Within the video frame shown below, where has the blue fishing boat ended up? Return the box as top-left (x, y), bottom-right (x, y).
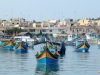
top-left (35, 45), bottom-right (59, 64)
top-left (14, 42), bottom-right (28, 53)
top-left (50, 40), bottom-right (66, 55)
top-left (74, 40), bottom-right (90, 52)
top-left (27, 41), bottom-right (34, 49)
top-left (36, 63), bottom-right (59, 71)
top-left (11, 39), bottom-right (17, 45)
top-left (0, 40), bottom-right (14, 50)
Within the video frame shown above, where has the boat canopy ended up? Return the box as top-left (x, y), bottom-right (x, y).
top-left (13, 36), bottom-right (34, 42)
top-left (14, 36), bottom-right (30, 39)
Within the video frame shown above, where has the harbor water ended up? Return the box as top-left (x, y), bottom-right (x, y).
top-left (0, 44), bottom-right (100, 75)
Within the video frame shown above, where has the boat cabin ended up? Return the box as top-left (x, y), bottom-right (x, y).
top-left (13, 36), bottom-right (34, 42)
top-left (67, 34), bottom-right (73, 41)
top-left (85, 32), bottom-right (96, 39)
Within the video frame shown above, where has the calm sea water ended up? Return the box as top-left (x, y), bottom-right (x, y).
top-left (0, 44), bottom-right (100, 75)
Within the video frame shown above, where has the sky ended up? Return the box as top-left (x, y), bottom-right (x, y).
top-left (0, 0), bottom-right (100, 21)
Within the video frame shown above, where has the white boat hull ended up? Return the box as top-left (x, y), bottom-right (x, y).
top-left (87, 39), bottom-right (98, 44)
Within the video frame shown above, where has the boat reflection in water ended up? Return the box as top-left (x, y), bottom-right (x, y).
top-left (35, 63), bottom-right (59, 75)
top-left (97, 44), bottom-right (100, 49)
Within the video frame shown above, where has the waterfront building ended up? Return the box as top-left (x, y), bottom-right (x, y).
top-left (1, 20), bottom-right (11, 26)
top-left (0, 18), bottom-right (100, 36)
top-left (70, 26), bottom-right (98, 35)
top-left (0, 19), bottom-right (2, 26)
top-left (27, 19), bottom-right (71, 35)
top-left (59, 19), bottom-right (75, 27)
top-left (95, 20), bottom-right (100, 26)
top-left (10, 18), bottom-right (25, 25)
top-left (78, 19), bottom-right (90, 26)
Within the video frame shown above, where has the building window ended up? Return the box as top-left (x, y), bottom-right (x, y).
top-left (42, 29), bottom-right (46, 32)
top-left (71, 24), bottom-right (73, 26)
top-left (49, 30), bottom-right (52, 32)
top-left (12, 23), bottom-right (14, 24)
top-left (36, 25), bottom-right (41, 27)
top-left (17, 23), bottom-right (19, 24)
top-left (70, 19), bottom-right (73, 21)
top-left (43, 26), bottom-right (48, 27)
top-left (33, 29), bottom-right (35, 32)
top-left (50, 25), bottom-right (54, 27)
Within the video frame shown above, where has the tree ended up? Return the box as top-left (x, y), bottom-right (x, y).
top-left (95, 17), bottom-right (100, 20)
top-left (5, 27), bottom-right (25, 35)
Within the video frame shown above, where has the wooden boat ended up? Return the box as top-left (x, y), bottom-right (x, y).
top-left (58, 40), bottom-right (66, 55)
top-left (36, 63), bottom-right (59, 71)
top-left (11, 39), bottom-right (17, 45)
top-left (85, 32), bottom-right (98, 44)
top-left (71, 35), bottom-right (82, 46)
top-left (26, 39), bottom-right (34, 49)
top-left (49, 41), bottom-right (66, 55)
top-left (35, 45), bottom-right (59, 64)
top-left (97, 42), bottom-right (100, 48)
top-left (97, 39), bottom-right (100, 44)
top-left (97, 42), bottom-right (100, 45)
top-left (0, 40), bottom-right (15, 50)
top-left (13, 36), bottom-right (34, 49)
top-left (97, 39), bottom-right (100, 48)
top-left (74, 40), bottom-right (90, 52)
top-left (27, 41), bottom-right (34, 49)
top-left (14, 42), bottom-right (28, 53)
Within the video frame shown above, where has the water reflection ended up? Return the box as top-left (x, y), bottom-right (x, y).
top-left (35, 64), bottom-right (59, 75)
top-left (97, 45), bottom-right (100, 49)
top-left (74, 52), bottom-right (89, 60)
top-left (13, 53), bottom-right (29, 75)
top-left (60, 54), bottom-right (66, 58)
top-left (0, 49), bottom-right (13, 53)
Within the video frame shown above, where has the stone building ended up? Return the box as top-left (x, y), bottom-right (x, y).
top-left (70, 26), bottom-right (98, 35)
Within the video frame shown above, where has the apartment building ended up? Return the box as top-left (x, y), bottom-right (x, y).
top-left (29, 19), bottom-right (71, 35)
top-left (10, 18), bottom-right (25, 25)
top-left (95, 20), bottom-right (100, 26)
top-left (78, 19), bottom-right (89, 26)
top-left (0, 18), bottom-right (100, 35)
